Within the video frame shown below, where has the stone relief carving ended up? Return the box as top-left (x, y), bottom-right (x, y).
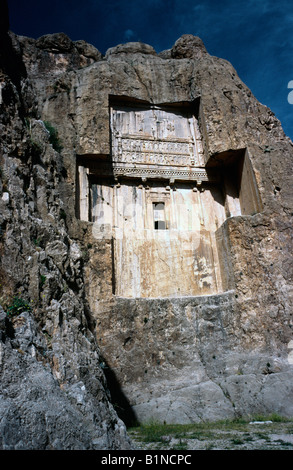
top-left (110, 104), bottom-right (205, 176)
top-left (111, 166), bottom-right (212, 183)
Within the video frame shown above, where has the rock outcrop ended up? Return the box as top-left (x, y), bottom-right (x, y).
top-left (0, 5), bottom-right (131, 450)
top-left (0, 0), bottom-right (293, 447)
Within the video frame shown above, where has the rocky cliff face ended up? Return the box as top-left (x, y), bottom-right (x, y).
top-left (0, 11), bottom-right (131, 450)
top-left (0, 3), bottom-right (293, 448)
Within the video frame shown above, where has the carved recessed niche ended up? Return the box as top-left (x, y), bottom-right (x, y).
top-left (76, 97), bottom-right (262, 298)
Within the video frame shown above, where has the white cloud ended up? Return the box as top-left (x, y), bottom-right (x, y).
top-left (124, 28), bottom-right (135, 41)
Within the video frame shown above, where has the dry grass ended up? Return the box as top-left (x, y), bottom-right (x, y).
top-left (128, 415), bottom-right (293, 450)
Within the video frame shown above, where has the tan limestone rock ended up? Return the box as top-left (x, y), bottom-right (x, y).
top-left (1, 23), bottom-right (293, 428)
top-left (171, 34), bottom-right (208, 59)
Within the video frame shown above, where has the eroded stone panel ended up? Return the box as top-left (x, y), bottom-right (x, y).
top-left (90, 180), bottom-right (226, 297)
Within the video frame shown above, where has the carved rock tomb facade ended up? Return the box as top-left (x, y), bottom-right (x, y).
top-left (77, 98), bottom-right (262, 299)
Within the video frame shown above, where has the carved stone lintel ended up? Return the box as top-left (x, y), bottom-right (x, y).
top-left (111, 165), bottom-right (213, 182)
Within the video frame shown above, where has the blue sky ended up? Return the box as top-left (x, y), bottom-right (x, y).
top-left (7, 0), bottom-right (293, 140)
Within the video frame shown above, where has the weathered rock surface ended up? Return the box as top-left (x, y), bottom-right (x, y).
top-left (0, 307), bottom-right (128, 449)
top-left (0, 7), bottom-right (131, 449)
top-left (98, 293), bottom-right (293, 424)
top-left (171, 34), bottom-right (208, 59)
top-left (105, 41), bottom-right (157, 58)
top-left (0, 0), bottom-right (293, 443)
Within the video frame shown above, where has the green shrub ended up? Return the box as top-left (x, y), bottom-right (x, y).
top-left (40, 275), bottom-right (46, 288)
top-left (6, 296), bottom-right (31, 317)
top-left (30, 139), bottom-right (43, 157)
top-left (44, 121), bottom-right (63, 152)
